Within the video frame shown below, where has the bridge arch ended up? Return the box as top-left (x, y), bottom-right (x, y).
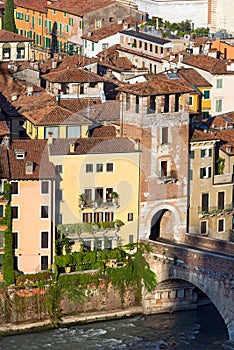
top-left (149, 204), bottom-right (182, 241)
top-left (144, 257), bottom-right (234, 342)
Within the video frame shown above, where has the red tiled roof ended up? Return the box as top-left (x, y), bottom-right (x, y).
top-left (0, 121), bottom-right (9, 136)
top-left (46, 0), bottom-right (113, 17)
top-left (178, 67), bottom-right (212, 88)
top-left (23, 105), bottom-right (91, 126)
top-left (89, 125), bottom-right (117, 137)
top-left (49, 137), bottom-right (136, 155)
top-left (15, 0), bottom-right (47, 13)
top-left (12, 91), bottom-right (56, 114)
top-left (0, 30), bottom-right (32, 43)
top-left (83, 100), bottom-right (120, 122)
top-left (209, 112), bottom-right (234, 129)
top-left (8, 139), bottom-right (55, 180)
top-left (213, 129), bottom-right (234, 152)
top-left (190, 129), bottom-right (220, 142)
top-left (59, 97), bottom-right (102, 113)
top-left (117, 71), bottom-right (194, 96)
top-left (182, 54), bottom-right (234, 75)
top-left (42, 67), bottom-right (105, 83)
top-left (0, 145), bottom-right (10, 178)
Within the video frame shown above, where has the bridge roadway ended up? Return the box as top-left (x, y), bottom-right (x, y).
top-left (140, 238), bottom-right (234, 343)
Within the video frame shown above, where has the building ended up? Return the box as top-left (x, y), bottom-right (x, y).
top-left (117, 71), bottom-right (194, 242)
top-left (0, 29), bottom-right (32, 61)
top-left (49, 136), bottom-right (140, 248)
top-left (189, 129), bottom-right (234, 241)
top-left (8, 139), bottom-right (55, 273)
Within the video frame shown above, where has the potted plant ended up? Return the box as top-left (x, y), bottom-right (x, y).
top-left (79, 193), bottom-right (86, 208)
top-left (111, 191), bottom-right (119, 203)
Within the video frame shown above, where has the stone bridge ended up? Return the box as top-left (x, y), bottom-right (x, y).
top-left (141, 238), bottom-right (234, 343)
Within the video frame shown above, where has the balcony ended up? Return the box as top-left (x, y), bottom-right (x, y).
top-left (158, 170), bottom-right (178, 184)
top-left (214, 173), bottom-right (233, 184)
top-left (198, 204), bottom-right (233, 217)
top-left (80, 200), bottom-right (120, 210)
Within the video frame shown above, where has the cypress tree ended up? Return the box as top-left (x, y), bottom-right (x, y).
top-left (3, 0), bottom-right (17, 33)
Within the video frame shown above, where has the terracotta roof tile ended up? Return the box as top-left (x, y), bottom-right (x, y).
top-left (49, 137), bottom-right (136, 155)
top-left (8, 139), bottom-right (55, 180)
top-left (190, 129), bottom-right (220, 142)
top-left (182, 54), bottom-right (234, 75)
top-left (23, 105), bottom-right (91, 126)
top-left (89, 125), bottom-right (117, 137)
top-left (82, 100), bottom-right (120, 122)
top-left (15, 0), bottom-right (47, 13)
top-left (0, 121), bottom-right (9, 136)
top-left (42, 67), bottom-right (105, 83)
top-left (178, 67), bottom-right (212, 87)
top-left (0, 145), bottom-right (10, 178)
top-left (209, 112), bottom-right (234, 129)
top-left (0, 30), bottom-right (32, 42)
top-left (117, 71), bottom-right (194, 96)
top-left (46, 0), bottom-right (113, 17)
top-left (59, 97), bottom-right (102, 112)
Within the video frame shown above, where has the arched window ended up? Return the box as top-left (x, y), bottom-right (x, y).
top-left (17, 42), bottom-right (25, 59)
top-left (2, 43), bottom-right (11, 59)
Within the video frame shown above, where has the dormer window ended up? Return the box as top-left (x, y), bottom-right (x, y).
top-left (15, 150), bottom-right (25, 159)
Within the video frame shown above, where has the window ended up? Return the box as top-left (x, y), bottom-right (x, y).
top-left (41, 231), bottom-right (49, 249)
top-left (162, 127), bottom-right (169, 144)
top-left (13, 232), bottom-right (18, 249)
top-left (65, 24), bottom-right (69, 33)
top-left (105, 212), bottom-right (114, 222)
top-left (201, 221), bottom-right (207, 235)
top-left (12, 206), bottom-right (19, 219)
top-left (201, 149), bottom-right (212, 158)
top-left (55, 165), bottom-right (63, 174)
top-left (218, 192), bottom-right (225, 210)
top-left (135, 95), bottom-right (139, 113)
top-left (66, 125), bottom-right (80, 138)
top-left (83, 212), bottom-right (92, 223)
top-left (106, 188), bottom-right (113, 201)
top-left (189, 96), bottom-right (193, 106)
top-left (128, 213), bottom-right (133, 221)
top-left (95, 188), bottom-right (103, 204)
top-left (84, 189), bottom-right (92, 203)
top-left (216, 79), bottom-right (223, 88)
top-left (92, 42), bottom-right (95, 51)
top-left (150, 43), bottom-right (152, 52)
top-left (95, 19), bottom-right (101, 29)
top-left (144, 42), bottom-right (147, 50)
top-left (38, 17), bottom-right (42, 26)
top-left (63, 11), bottom-right (67, 17)
top-left (41, 205), bottom-right (49, 219)
top-left (86, 164), bottom-right (93, 173)
top-left (94, 212), bottom-right (103, 223)
top-left (129, 234), bottom-right (134, 243)
top-left (202, 111), bottom-right (209, 120)
top-left (200, 167), bottom-right (211, 179)
top-left (0, 231), bottom-right (4, 248)
top-left (69, 18), bottom-right (73, 26)
top-left (79, 21), bottom-right (84, 29)
top-left (160, 160), bottom-right (168, 177)
top-left (218, 219), bottom-right (224, 232)
top-left (190, 150), bottom-right (195, 159)
top-left (109, 17), bottom-right (114, 22)
top-left (216, 99), bottom-right (222, 113)
top-left (203, 90), bottom-right (210, 99)
top-left (41, 181), bottom-right (49, 194)
top-left (161, 47), bottom-right (163, 54)
top-left (155, 45), bottom-right (158, 54)
top-left (0, 180), bottom-right (6, 193)
top-left (201, 193), bottom-right (209, 212)
top-left (41, 256), bottom-right (48, 270)
top-left (189, 169), bottom-right (193, 180)
top-left (106, 163), bottom-right (113, 172)
top-left (53, 9), bottom-right (56, 15)
top-left (0, 205), bottom-right (4, 217)
top-left (96, 164), bottom-right (103, 172)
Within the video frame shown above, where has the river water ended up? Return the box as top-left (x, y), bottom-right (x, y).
top-left (0, 305), bottom-right (228, 350)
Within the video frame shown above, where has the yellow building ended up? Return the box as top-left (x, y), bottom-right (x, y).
top-left (8, 139), bottom-right (56, 274)
top-left (178, 68), bottom-right (212, 120)
top-left (24, 105), bottom-right (91, 140)
top-left (49, 136), bottom-right (141, 248)
top-left (189, 129), bottom-right (234, 241)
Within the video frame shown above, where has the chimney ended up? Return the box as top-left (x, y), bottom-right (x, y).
top-left (47, 131), bottom-right (53, 144)
top-left (11, 93), bottom-right (18, 101)
top-left (2, 135), bottom-right (10, 148)
top-left (52, 60), bottom-right (57, 69)
top-left (118, 18), bottom-right (123, 25)
top-left (27, 85), bottom-right (33, 96)
top-left (25, 161), bottom-right (34, 175)
top-left (134, 139), bottom-right (140, 151)
top-left (69, 142), bottom-right (75, 153)
top-left (88, 31), bottom-right (92, 37)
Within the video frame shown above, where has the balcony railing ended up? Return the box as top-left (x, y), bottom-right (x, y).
top-left (158, 170), bottom-right (178, 184)
top-left (80, 200), bottom-right (119, 210)
top-left (198, 204), bottom-right (233, 216)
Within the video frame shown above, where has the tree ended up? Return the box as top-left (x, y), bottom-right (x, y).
top-left (3, 0), bottom-right (17, 33)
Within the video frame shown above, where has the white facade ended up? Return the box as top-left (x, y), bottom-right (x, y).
top-left (135, 0), bottom-right (208, 28)
top-left (83, 33), bottom-right (121, 58)
top-left (209, 0), bottom-right (234, 35)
